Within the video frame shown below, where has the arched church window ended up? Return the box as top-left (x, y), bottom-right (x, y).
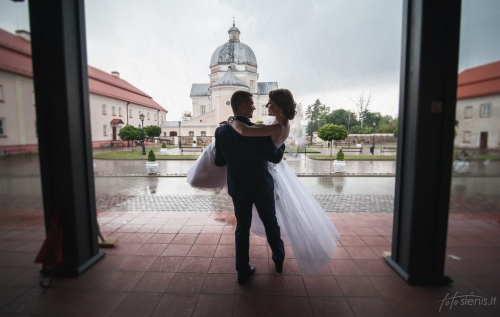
top-left (201, 106), bottom-right (206, 114)
top-left (262, 105), bottom-right (267, 115)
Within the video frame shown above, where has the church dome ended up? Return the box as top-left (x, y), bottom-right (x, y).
top-left (209, 23), bottom-right (257, 68)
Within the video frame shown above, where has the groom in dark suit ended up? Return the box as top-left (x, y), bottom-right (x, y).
top-left (214, 90), bottom-right (285, 284)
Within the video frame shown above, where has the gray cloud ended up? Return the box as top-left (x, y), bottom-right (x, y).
top-left (1, 0), bottom-right (499, 121)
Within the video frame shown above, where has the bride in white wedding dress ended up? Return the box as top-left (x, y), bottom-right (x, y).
top-left (187, 89), bottom-right (339, 275)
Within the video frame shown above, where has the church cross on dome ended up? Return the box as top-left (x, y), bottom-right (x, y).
top-left (232, 16), bottom-right (236, 26)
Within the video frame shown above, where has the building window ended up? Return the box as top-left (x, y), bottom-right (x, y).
top-left (147, 113), bottom-right (150, 120)
top-left (0, 85), bottom-right (4, 102)
top-left (262, 105), bottom-right (267, 115)
top-left (463, 131), bottom-right (471, 143)
top-left (250, 81), bottom-right (254, 93)
top-left (0, 118), bottom-right (5, 136)
top-left (119, 107), bottom-right (122, 116)
top-left (129, 109), bottom-right (132, 118)
top-left (201, 131), bottom-right (206, 136)
top-left (102, 104), bottom-right (107, 115)
top-left (201, 105), bottom-right (206, 114)
top-left (164, 132), bottom-right (166, 136)
top-left (464, 106), bottom-right (473, 119)
top-left (480, 103), bottom-right (491, 118)
top-left (154, 113), bottom-right (157, 121)
top-left (112, 106), bottom-right (116, 116)
top-left (103, 124), bottom-right (107, 136)
top-left (189, 131), bottom-right (194, 137)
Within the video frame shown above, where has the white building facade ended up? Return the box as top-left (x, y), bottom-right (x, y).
top-left (0, 28), bottom-right (167, 153)
top-left (455, 61), bottom-right (500, 150)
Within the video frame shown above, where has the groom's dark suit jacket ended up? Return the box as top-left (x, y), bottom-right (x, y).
top-left (214, 116), bottom-right (285, 199)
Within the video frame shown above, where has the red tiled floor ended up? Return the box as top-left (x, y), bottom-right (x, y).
top-left (269, 296), bottom-right (314, 317)
top-left (1, 208), bottom-right (499, 317)
top-left (166, 273), bottom-right (206, 294)
top-left (191, 294), bottom-right (234, 317)
top-left (133, 272), bottom-right (175, 292)
top-left (161, 244), bottom-right (192, 256)
top-left (335, 275), bottom-right (379, 296)
top-left (135, 243), bottom-right (167, 256)
top-left (171, 233), bottom-right (198, 244)
top-left (110, 292), bottom-right (163, 317)
top-left (302, 275), bottom-right (343, 296)
top-left (194, 233), bottom-right (221, 245)
top-left (148, 256), bottom-right (184, 273)
top-left (201, 273), bottom-right (237, 295)
top-left (187, 244), bottom-right (217, 257)
top-left (309, 297), bottom-right (355, 317)
top-left (100, 271), bottom-right (145, 291)
top-left (151, 294), bottom-right (197, 317)
top-left (178, 257), bottom-right (212, 273)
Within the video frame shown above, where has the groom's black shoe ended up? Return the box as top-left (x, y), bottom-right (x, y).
top-left (275, 260), bottom-right (283, 273)
top-left (237, 264), bottom-right (255, 284)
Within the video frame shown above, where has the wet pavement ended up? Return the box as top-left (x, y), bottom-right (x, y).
top-left (1, 154), bottom-right (499, 214)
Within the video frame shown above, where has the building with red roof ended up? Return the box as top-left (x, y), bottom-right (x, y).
top-left (455, 61), bottom-right (500, 149)
top-left (0, 28), bottom-right (167, 153)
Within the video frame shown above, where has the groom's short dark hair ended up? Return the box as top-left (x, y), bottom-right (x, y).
top-left (231, 91), bottom-right (253, 112)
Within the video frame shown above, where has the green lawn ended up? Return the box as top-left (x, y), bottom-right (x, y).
top-left (93, 151), bottom-right (199, 160)
top-left (308, 155), bottom-right (397, 160)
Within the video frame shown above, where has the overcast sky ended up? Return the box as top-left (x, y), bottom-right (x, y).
top-left (1, 0), bottom-right (499, 121)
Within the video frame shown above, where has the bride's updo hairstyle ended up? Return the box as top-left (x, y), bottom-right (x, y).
top-left (269, 89), bottom-right (297, 120)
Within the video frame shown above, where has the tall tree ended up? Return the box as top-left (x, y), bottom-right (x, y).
top-left (318, 108), bottom-right (358, 132)
top-left (305, 99), bottom-right (330, 142)
top-left (350, 91), bottom-right (373, 128)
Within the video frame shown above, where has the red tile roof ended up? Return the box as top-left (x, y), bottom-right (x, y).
top-left (0, 28), bottom-right (167, 112)
top-left (457, 61), bottom-right (500, 100)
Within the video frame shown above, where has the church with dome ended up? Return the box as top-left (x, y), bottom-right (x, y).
top-left (170, 22), bottom-right (278, 138)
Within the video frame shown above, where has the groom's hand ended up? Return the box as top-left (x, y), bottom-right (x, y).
top-left (266, 143), bottom-right (285, 164)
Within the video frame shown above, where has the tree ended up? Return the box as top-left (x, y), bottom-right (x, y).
top-left (144, 125), bottom-right (161, 138)
top-left (180, 110), bottom-right (192, 121)
top-left (351, 91), bottom-right (373, 128)
top-left (305, 99), bottom-right (330, 143)
top-left (318, 108), bottom-right (358, 132)
top-left (317, 124), bottom-right (348, 156)
top-left (118, 125), bottom-right (143, 149)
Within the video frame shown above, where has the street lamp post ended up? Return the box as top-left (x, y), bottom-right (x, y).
top-left (178, 121), bottom-right (182, 149)
top-left (139, 113), bottom-right (146, 155)
top-left (371, 121), bottom-right (376, 156)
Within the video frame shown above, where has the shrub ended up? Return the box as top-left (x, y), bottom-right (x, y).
top-left (147, 149), bottom-right (156, 162)
top-left (336, 149), bottom-right (345, 161)
top-left (192, 139), bottom-right (196, 144)
top-left (161, 142), bottom-right (167, 149)
top-left (357, 139), bottom-right (361, 144)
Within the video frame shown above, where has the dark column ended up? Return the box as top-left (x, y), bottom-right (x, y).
top-left (29, 0), bottom-right (104, 276)
top-left (386, 0), bottom-right (461, 285)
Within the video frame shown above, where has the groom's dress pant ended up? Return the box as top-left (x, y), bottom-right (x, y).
top-left (232, 193), bottom-right (285, 274)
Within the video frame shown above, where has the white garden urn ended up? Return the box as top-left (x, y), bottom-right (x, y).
top-left (160, 148), bottom-right (169, 154)
top-left (333, 160), bottom-right (346, 173)
top-left (356, 143), bottom-right (362, 148)
top-left (453, 161), bottom-right (469, 173)
top-left (146, 161), bottom-right (159, 174)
